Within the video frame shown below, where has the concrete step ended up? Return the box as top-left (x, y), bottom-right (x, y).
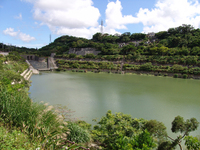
top-left (26, 71), bottom-right (33, 80)
top-left (20, 69), bottom-right (28, 76)
top-left (24, 70), bottom-right (32, 80)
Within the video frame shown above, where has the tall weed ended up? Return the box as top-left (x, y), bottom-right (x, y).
top-left (0, 85), bottom-right (68, 148)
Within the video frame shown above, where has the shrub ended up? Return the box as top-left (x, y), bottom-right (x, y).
top-left (69, 53), bottom-right (77, 58)
top-left (72, 69), bottom-right (76, 72)
top-left (56, 68), bottom-right (61, 71)
top-left (84, 53), bottom-right (95, 59)
top-left (0, 126), bottom-right (41, 149)
top-left (67, 122), bottom-right (90, 143)
top-left (140, 62), bottom-right (153, 71)
top-left (0, 85), bottom-right (67, 149)
top-left (183, 74), bottom-right (188, 79)
top-left (174, 74), bottom-right (178, 78)
top-left (78, 70), bottom-right (84, 72)
top-left (164, 74), bottom-right (168, 77)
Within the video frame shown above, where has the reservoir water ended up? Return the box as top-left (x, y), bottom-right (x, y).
top-left (29, 71), bottom-right (200, 138)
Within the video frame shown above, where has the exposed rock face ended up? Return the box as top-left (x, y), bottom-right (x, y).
top-left (69, 48), bottom-right (101, 56)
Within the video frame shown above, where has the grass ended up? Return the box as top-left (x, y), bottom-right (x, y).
top-left (0, 85), bottom-right (68, 149)
top-left (0, 124), bottom-right (41, 149)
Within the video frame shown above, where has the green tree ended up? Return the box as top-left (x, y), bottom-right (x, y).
top-left (121, 44), bottom-right (136, 55)
top-left (92, 110), bottom-right (152, 150)
top-left (184, 136), bottom-right (200, 150)
top-left (120, 35), bottom-right (130, 43)
top-left (159, 116), bottom-right (199, 150)
top-left (156, 31), bottom-right (168, 39)
top-left (158, 46), bottom-right (169, 55)
top-left (130, 33), bottom-right (146, 40)
top-left (92, 33), bottom-right (102, 42)
top-left (144, 120), bottom-right (167, 142)
top-left (132, 130), bottom-right (156, 150)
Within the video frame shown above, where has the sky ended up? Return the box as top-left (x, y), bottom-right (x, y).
top-left (1, 0), bottom-right (200, 48)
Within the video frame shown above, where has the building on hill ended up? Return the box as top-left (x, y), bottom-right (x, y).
top-left (69, 48), bottom-right (101, 56)
top-left (147, 32), bottom-right (155, 38)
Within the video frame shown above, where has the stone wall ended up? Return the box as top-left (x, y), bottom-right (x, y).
top-left (69, 48), bottom-right (101, 56)
top-left (0, 51), bottom-right (9, 56)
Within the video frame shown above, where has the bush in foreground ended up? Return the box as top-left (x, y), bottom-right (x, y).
top-left (0, 85), bottom-right (68, 149)
top-left (0, 125), bottom-right (40, 149)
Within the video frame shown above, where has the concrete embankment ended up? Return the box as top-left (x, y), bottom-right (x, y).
top-left (20, 69), bottom-right (32, 80)
top-left (26, 60), bottom-right (39, 74)
top-left (20, 60), bottom-right (39, 80)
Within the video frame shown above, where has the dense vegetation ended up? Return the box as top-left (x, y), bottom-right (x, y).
top-left (0, 53), bottom-right (78, 149)
top-left (0, 43), bottom-right (37, 55)
top-left (1, 24), bottom-right (200, 149)
top-left (56, 59), bottom-right (121, 71)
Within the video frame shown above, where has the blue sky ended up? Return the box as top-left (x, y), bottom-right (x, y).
top-left (1, 0), bottom-right (200, 48)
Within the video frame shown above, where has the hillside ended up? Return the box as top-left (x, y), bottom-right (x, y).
top-left (37, 24), bottom-right (200, 57)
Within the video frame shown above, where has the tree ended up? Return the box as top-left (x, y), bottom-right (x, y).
top-left (184, 136), bottom-right (200, 150)
top-left (191, 46), bottom-right (200, 55)
top-left (150, 47), bottom-right (158, 55)
top-left (92, 33), bottom-right (102, 42)
top-left (156, 31), bottom-right (168, 39)
top-left (122, 32), bottom-right (131, 36)
top-left (130, 33), bottom-right (146, 40)
top-left (158, 46), bottom-right (169, 56)
top-left (121, 44), bottom-right (136, 55)
top-left (92, 110), bottom-right (155, 150)
top-left (132, 130), bottom-right (156, 150)
top-left (159, 116), bottom-right (199, 150)
top-left (144, 120), bottom-right (167, 141)
top-left (119, 35), bottom-right (130, 43)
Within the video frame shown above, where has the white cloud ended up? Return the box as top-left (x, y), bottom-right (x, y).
top-left (24, 0), bottom-right (101, 38)
top-left (135, 0), bottom-right (200, 33)
top-left (22, 0), bottom-right (200, 38)
top-left (104, 0), bottom-right (200, 34)
top-left (105, 0), bottom-right (138, 30)
top-left (3, 28), bottom-right (18, 37)
top-left (18, 33), bottom-right (35, 42)
top-left (3, 28), bottom-right (35, 42)
top-left (14, 13), bottom-right (22, 20)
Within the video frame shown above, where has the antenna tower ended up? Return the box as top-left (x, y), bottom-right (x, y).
top-left (101, 20), bottom-right (103, 34)
top-left (49, 34), bottom-right (51, 43)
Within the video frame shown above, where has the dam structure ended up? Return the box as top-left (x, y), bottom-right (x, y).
top-left (21, 53), bottom-right (58, 74)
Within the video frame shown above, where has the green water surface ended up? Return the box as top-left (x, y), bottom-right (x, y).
top-left (29, 72), bottom-right (200, 138)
